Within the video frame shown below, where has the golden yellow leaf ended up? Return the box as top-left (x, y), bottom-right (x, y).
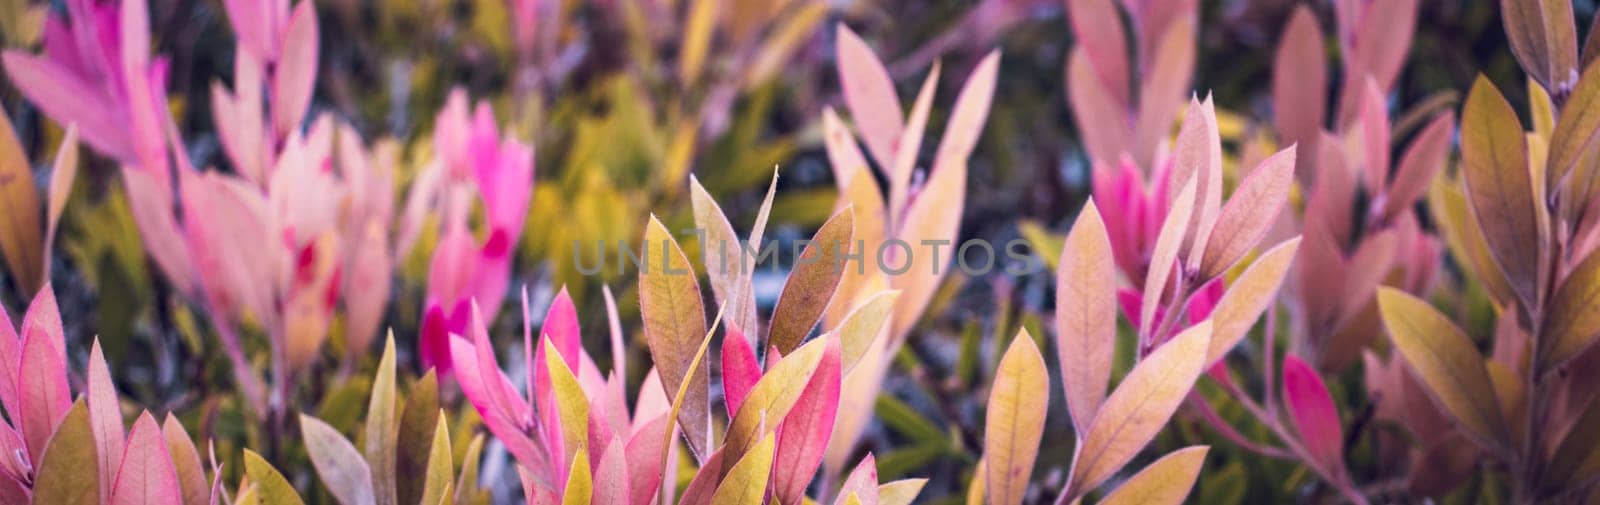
top-left (984, 330), bottom-right (1048, 505)
top-left (1376, 287), bottom-right (1509, 447)
top-left (1096, 446), bottom-right (1209, 505)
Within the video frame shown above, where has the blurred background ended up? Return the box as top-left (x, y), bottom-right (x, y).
top-left (0, 0), bottom-right (1588, 502)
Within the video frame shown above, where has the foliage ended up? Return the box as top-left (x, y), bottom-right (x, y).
top-left (0, 0), bottom-right (1588, 503)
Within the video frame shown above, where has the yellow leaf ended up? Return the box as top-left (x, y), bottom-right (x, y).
top-left (1460, 75), bottom-right (1542, 309)
top-left (1543, 249), bottom-right (1600, 369)
top-left (678, 0), bottom-right (718, 87)
top-left (562, 449), bottom-right (592, 505)
top-left (1141, 179), bottom-right (1198, 335)
top-left (545, 339), bottom-right (591, 462)
top-left (1068, 321), bottom-right (1211, 499)
top-left (245, 449), bottom-right (305, 505)
top-left (835, 290), bottom-right (899, 373)
top-left (710, 435), bottom-right (774, 505)
top-left (877, 478), bottom-right (927, 505)
top-left (1205, 238), bottom-right (1301, 365)
top-left (420, 413), bottom-right (454, 505)
top-left (1376, 287), bottom-right (1509, 447)
top-left (1096, 446), bottom-right (1209, 505)
top-left (32, 400), bottom-right (96, 505)
top-left (640, 215), bottom-right (711, 459)
top-left (984, 330), bottom-right (1048, 505)
top-left (0, 110), bottom-right (42, 293)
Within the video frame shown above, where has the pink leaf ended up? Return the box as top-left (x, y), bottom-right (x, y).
top-left (835, 454), bottom-right (879, 505)
top-left (835, 24), bottom-right (903, 169)
top-left (772, 339), bottom-right (842, 505)
top-left (110, 412), bottom-right (182, 505)
top-left (0, 52), bottom-right (129, 161)
top-left (721, 324), bottom-right (761, 418)
top-left (1282, 354), bottom-right (1344, 474)
top-left (18, 290), bottom-right (69, 463)
top-left (448, 335), bottom-right (541, 468)
top-left (625, 414), bottom-right (668, 505)
top-left (1358, 79), bottom-right (1390, 189)
top-left (272, 0), bottom-right (318, 136)
top-left (1272, 6), bottom-right (1326, 183)
top-left (1057, 200), bottom-right (1118, 433)
top-left (592, 437), bottom-right (629, 505)
top-left (1382, 112), bottom-right (1454, 220)
top-left (1066, 0), bottom-right (1130, 107)
top-left (1199, 145), bottom-right (1297, 280)
top-left (88, 340), bottom-right (124, 503)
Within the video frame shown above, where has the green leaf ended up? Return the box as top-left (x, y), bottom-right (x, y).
top-left (366, 333), bottom-right (398, 505)
top-left (32, 400), bottom-right (97, 505)
top-left (396, 369), bottom-right (439, 505)
top-left (1376, 287), bottom-right (1509, 447)
top-left (244, 449), bottom-right (305, 505)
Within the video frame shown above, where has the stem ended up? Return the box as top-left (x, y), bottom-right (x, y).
top-left (213, 320), bottom-right (267, 421)
top-left (1185, 393), bottom-right (1295, 460)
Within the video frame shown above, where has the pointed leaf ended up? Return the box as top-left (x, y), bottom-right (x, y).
top-left (690, 176), bottom-right (758, 337)
top-left (772, 340), bottom-right (842, 505)
top-left (1096, 446), bottom-right (1209, 505)
top-left (0, 103), bottom-right (42, 293)
top-left (421, 414), bottom-right (453, 505)
top-left (984, 330), bottom-right (1048, 505)
top-left (366, 335), bottom-right (398, 505)
top-left (836, 24), bottom-right (903, 168)
top-left (1376, 287), bottom-right (1509, 446)
top-left (769, 207), bottom-right (854, 353)
top-left (1502, 0), bottom-right (1578, 92)
top-left (544, 339), bottom-right (590, 463)
top-left (639, 215), bottom-right (711, 459)
top-left (396, 369), bottom-right (439, 505)
top-left (722, 336), bottom-right (829, 475)
top-left (561, 449), bottom-right (591, 505)
top-left (710, 435), bottom-right (774, 505)
top-left (1057, 200), bottom-right (1117, 434)
top-left (1272, 6), bottom-right (1327, 178)
top-left (272, 1), bottom-right (318, 135)
top-left (1460, 75), bottom-right (1542, 309)
top-left (1201, 146), bottom-right (1296, 280)
top-left (1281, 354), bottom-right (1343, 472)
top-left (244, 449), bottom-right (305, 505)
top-left (878, 479), bottom-right (927, 505)
top-left (837, 290), bottom-right (898, 373)
top-left (301, 415), bottom-right (375, 505)
top-left (1205, 238), bottom-right (1300, 365)
top-left (1141, 179), bottom-right (1197, 335)
top-left (163, 416), bottom-right (209, 505)
top-left (87, 340), bottom-right (123, 503)
top-left (32, 400), bottom-right (96, 505)
top-left (1068, 321), bottom-right (1211, 497)
top-left (1542, 249), bottom-right (1600, 369)
top-left (1383, 112), bottom-right (1455, 220)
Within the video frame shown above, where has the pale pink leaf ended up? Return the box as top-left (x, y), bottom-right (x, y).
top-left (109, 412), bottom-right (183, 505)
top-left (1199, 146), bottom-right (1296, 280)
top-left (835, 24), bottom-right (903, 168)
top-left (87, 340), bottom-right (124, 503)
top-left (300, 415), bottom-right (376, 505)
top-left (1057, 200), bottom-right (1117, 434)
top-left (1140, 179), bottom-right (1196, 339)
top-left (272, 0), bottom-right (318, 136)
